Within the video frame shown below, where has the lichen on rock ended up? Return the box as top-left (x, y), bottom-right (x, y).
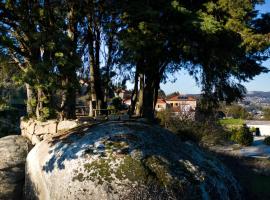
top-left (25, 121), bottom-right (242, 200)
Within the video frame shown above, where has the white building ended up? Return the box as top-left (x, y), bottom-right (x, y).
top-left (246, 120), bottom-right (270, 136)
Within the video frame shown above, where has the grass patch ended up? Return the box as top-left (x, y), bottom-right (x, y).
top-left (219, 118), bottom-right (244, 126)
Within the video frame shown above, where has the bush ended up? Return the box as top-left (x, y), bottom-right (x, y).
top-left (263, 108), bottom-right (270, 120)
top-left (111, 97), bottom-right (123, 111)
top-left (264, 136), bottom-right (270, 145)
top-left (249, 127), bottom-right (256, 134)
top-left (231, 125), bottom-right (253, 146)
top-left (156, 110), bottom-right (231, 145)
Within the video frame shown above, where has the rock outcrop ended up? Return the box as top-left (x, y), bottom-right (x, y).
top-left (0, 135), bottom-right (31, 200)
top-left (25, 121), bottom-right (242, 200)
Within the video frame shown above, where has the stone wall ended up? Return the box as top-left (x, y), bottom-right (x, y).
top-left (21, 119), bottom-right (80, 145)
top-left (20, 114), bottom-right (130, 145)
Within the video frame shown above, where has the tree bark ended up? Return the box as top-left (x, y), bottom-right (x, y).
top-left (88, 19), bottom-right (97, 116)
top-left (60, 5), bottom-right (79, 119)
top-left (141, 70), bottom-right (161, 121)
top-left (130, 70), bottom-right (138, 116)
top-left (25, 83), bottom-right (35, 117)
top-left (104, 34), bottom-right (113, 104)
top-left (35, 87), bottom-right (43, 120)
top-left (88, 13), bottom-right (105, 116)
top-left (135, 73), bottom-right (144, 116)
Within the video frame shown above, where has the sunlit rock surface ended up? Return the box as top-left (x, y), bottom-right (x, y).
top-left (25, 121), bottom-right (242, 200)
top-left (0, 135), bottom-right (31, 200)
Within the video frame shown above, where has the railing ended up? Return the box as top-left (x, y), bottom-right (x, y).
top-left (75, 106), bottom-right (116, 117)
top-left (75, 106), bottom-right (89, 116)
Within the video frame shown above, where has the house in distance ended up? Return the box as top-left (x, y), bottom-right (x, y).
top-left (124, 93), bottom-right (197, 117)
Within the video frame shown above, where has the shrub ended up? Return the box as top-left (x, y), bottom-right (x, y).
top-left (264, 136), bottom-right (270, 145)
top-left (107, 105), bottom-right (116, 114)
top-left (231, 125), bottom-right (253, 146)
top-left (156, 109), bottom-right (173, 127)
top-left (111, 97), bottom-right (123, 111)
top-left (156, 110), bottom-right (231, 145)
top-left (249, 127), bottom-right (256, 134)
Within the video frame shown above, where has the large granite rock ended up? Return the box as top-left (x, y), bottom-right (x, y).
top-left (0, 135), bottom-right (31, 200)
top-left (25, 121), bottom-right (242, 200)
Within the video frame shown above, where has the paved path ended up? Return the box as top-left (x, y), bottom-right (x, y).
top-left (209, 137), bottom-right (270, 159)
top-left (236, 137), bottom-right (270, 158)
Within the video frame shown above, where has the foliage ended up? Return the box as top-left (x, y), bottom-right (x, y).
top-left (0, 0), bottom-right (269, 121)
top-left (111, 97), bottom-right (123, 111)
top-left (219, 118), bottom-right (244, 126)
top-left (264, 136), bottom-right (270, 145)
top-left (249, 127), bottom-right (257, 134)
top-left (0, 108), bottom-right (21, 137)
top-left (231, 125), bottom-right (253, 146)
top-left (223, 104), bottom-right (251, 119)
top-left (263, 108), bottom-right (270, 120)
top-left (156, 110), bottom-right (231, 145)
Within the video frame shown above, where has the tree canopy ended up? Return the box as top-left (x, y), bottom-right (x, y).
top-left (0, 0), bottom-right (269, 120)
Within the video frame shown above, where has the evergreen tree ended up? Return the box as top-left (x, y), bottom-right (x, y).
top-left (115, 0), bottom-right (270, 120)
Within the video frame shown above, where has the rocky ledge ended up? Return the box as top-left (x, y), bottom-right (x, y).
top-left (25, 121), bottom-right (242, 200)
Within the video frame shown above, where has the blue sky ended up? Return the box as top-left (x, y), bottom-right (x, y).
top-left (161, 1), bottom-right (270, 94)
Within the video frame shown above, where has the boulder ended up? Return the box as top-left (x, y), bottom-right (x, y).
top-left (31, 135), bottom-right (41, 145)
top-left (25, 121), bottom-right (242, 200)
top-left (0, 135), bottom-right (31, 200)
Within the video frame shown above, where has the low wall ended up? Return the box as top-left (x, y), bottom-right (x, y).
top-left (20, 114), bottom-right (130, 145)
top-left (20, 119), bottom-right (80, 145)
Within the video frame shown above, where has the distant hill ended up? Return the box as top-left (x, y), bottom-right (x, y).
top-left (246, 91), bottom-right (270, 98)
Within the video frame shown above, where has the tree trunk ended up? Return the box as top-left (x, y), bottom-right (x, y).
top-left (135, 73), bottom-right (144, 116)
top-left (88, 14), bottom-right (105, 116)
top-left (60, 6), bottom-right (78, 120)
top-left (35, 88), bottom-right (43, 120)
top-left (94, 24), bottom-right (105, 110)
top-left (104, 34), bottom-right (113, 104)
top-left (25, 83), bottom-right (35, 117)
top-left (88, 21), bottom-right (97, 116)
top-left (141, 72), bottom-right (160, 121)
top-left (130, 70), bottom-right (139, 116)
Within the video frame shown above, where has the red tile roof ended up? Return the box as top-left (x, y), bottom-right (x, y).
top-left (156, 98), bottom-right (167, 104)
top-left (167, 95), bottom-right (196, 101)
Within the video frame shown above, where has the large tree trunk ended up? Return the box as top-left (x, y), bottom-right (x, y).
top-left (88, 14), bottom-right (105, 116)
top-left (129, 70), bottom-right (138, 116)
top-left (89, 62), bottom-right (96, 117)
top-left (135, 73), bottom-right (144, 116)
top-left (25, 83), bottom-right (35, 117)
top-left (94, 24), bottom-right (105, 111)
top-left (141, 77), bottom-right (155, 120)
top-left (62, 76), bottom-right (77, 120)
top-left (88, 21), bottom-right (97, 117)
top-left (104, 34), bottom-right (113, 104)
top-left (60, 6), bottom-right (79, 120)
top-left (141, 70), bottom-right (161, 121)
top-left (35, 87), bottom-right (44, 120)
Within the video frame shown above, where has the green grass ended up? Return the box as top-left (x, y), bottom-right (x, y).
top-left (219, 118), bottom-right (244, 126)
